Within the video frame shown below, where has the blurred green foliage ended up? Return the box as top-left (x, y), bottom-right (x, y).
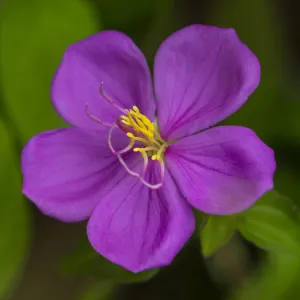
top-left (0, 121), bottom-right (30, 298)
top-left (231, 252), bottom-right (300, 300)
top-left (92, 0), bottom-right (156, 44)
top-left (0, 0), bottom-right (98, 142)
top-left (79, 282), bottom-right (114, 300)
top-left (62, 237), bottom-right (158, 283)
top-left (0, 0), bottom-right (300, 299)
top-left (209, 0), bottom-right (286, 141)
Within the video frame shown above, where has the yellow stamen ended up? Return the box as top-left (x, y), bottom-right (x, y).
top-left (134, 146), bottom-right (157, 153)
top-left (127, 133), bottom-right (152, 146)
top-left (156, 143), bottom-right (167, 160)
top-left (122, 107), bottom-right (167, 161)
top-left (133, 106), bottom-right (139, 112)
top-left (151, 154), bottom-right (157, 160)
top-left (122, 120), bottom-right (130, 125)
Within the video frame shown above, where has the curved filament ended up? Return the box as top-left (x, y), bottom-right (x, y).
top-left (108, 125), bottom-right (165, 189)
top-left (99, 82), bottom-right (127, 114)
top-left (117, 153), bottom-right (164, 190)
top-left (85, 103), bottom-right (112, 127)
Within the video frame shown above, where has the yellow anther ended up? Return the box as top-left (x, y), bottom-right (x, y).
top-left (122, 106), bottom-right (167, 162)
top-left (132, 116), bottom-right (148, 131)
top-left (127, 113), bottom-right (141, 131)
top-left (131, 136), bottom-right (152, 145)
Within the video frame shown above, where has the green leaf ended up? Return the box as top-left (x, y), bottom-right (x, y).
top-left (200, 215), bottom-right (236, 256)
top-left (0, 120), bottom-right (30, 297)
top-left (282, 258), bottom-right (300, 299)
top-left (62, 237), bottom-right (159, 283)
top-left (228, 191), bottom-right (300, 300)
top-left (194, 209), bottom-right (208, 233)
top-left (238, 190), bottom-right (300, 253)
top-left (0, 0), bottom-right (99, 142)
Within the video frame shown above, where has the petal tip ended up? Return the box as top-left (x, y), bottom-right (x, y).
top-left (154, 24), bottom-right (262, 140)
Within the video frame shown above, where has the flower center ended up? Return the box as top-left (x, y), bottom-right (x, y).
top-left (119, 106), bottom-right (167, 162)
top-left (85, 82), bottom-right (166, 189)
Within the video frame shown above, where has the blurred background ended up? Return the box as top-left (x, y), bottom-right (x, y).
top-left (1, 0), bottom-right (300, 299)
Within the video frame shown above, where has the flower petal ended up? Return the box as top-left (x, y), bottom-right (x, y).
top-left (87, 163), bottom-right (195, 272)
top-left (154, 25), bottom-right (260, 140)
top-left (22, 128), bottom-right (131, 222)
top-left (52, 31), bottom-right (155, 129)
top-left (166, 126), bottom-right (275, 215)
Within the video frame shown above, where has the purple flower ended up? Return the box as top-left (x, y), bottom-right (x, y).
top-left (21, 25), bottom-right (275, 272)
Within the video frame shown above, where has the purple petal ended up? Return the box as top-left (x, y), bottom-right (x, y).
top-left (154, 25), bottom-right (260, 140)
top-left (166, 126), bottom-right (275, 215)
top-left (87, 163), bottom-right (195, 272)
top-left (22, 128), bottom-right (131, 222)
top-left (52, 31), bottom-right (155, 129)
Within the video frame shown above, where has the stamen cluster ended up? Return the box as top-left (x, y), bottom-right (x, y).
top-left (85, 83), bottom-right (166, 189)
top-left (121, 106), bottom-right (167, 161)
